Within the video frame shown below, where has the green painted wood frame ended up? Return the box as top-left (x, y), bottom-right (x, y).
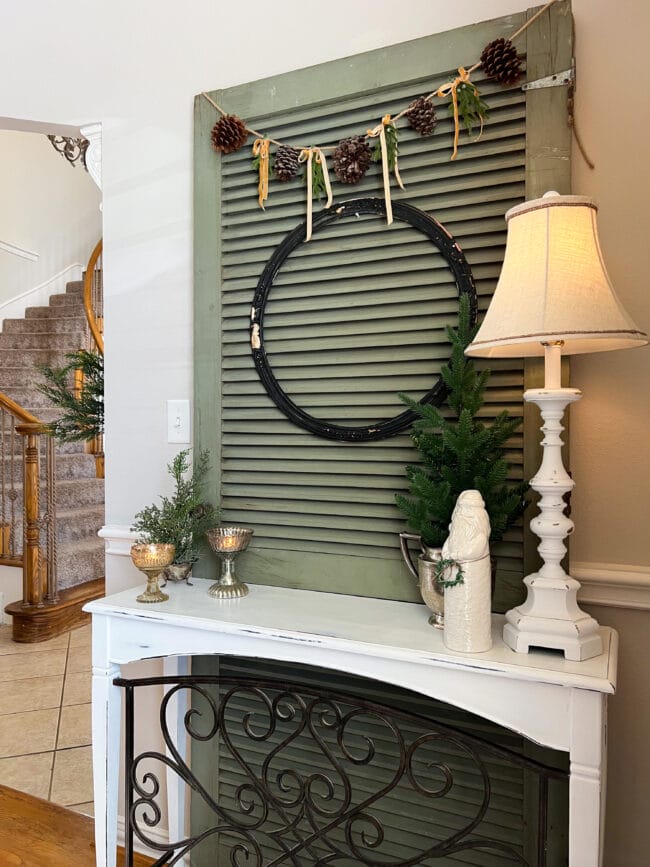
top-left (193, 2), bottom-right (573, 609)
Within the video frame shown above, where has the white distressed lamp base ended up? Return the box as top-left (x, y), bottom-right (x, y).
top-left (503, 585), bottom-right (603, 661)
top-left (503, 380), bottom-right (602, 662)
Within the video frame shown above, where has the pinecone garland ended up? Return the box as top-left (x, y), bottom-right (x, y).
top-left (273, 145), bottom-right (300, 181)
top-left (211, 114), bottom-right (249, 154)
top-left (332, 136), bottom-right (372, 184)
top-left (480, 37), bottom-right (524, 86)
top-left (406, 96), bottom-right (437, 136)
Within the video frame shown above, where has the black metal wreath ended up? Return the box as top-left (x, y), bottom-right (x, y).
top-left (250, 198), bottom-right (477, 442)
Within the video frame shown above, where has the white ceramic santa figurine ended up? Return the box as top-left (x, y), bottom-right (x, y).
top-left (442, 490), bottom-right (493, 653)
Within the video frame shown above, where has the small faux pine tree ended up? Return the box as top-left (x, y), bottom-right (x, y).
top-left (395, 295), bottom-right (527, 548)
top-left (37, 349), bottom-right (104, 442)
top-left (131, 449), bottom-right (219, 565)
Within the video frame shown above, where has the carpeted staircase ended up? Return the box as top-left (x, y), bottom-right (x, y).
top-left (0, 280), bottom-right (104, 599)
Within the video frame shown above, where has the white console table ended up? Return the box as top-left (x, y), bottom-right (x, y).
top-left (86, 581), bottom-right (617, 866)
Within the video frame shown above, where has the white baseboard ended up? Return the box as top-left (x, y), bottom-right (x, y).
top-left (0, 262), bottom-right (83, 325)
top-left (574, 561), bottom-right (650, 610)
top-left (117, 814), bottom-right (170, 859)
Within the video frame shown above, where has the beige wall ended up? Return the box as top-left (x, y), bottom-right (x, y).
top-left (571, 0), bottom-right (650, 568)
top-left (570, 10), bottom-right (650, 857)
top-left (584, 604), bottom-right (650, 865)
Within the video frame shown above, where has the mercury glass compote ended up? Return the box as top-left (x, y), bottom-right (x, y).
top-left (206, 527), bottom-right (254, 599)
top-left (130, 543), bottom-right (175, 603)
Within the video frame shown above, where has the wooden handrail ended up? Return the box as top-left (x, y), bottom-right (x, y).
top-left (83, 238), bottom-right (104, 354)
top-left (0, 393), bottom-right (43, 426)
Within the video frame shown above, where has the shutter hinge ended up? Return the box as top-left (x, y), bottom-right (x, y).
top-left (522, 65), bottom-right (575, 91)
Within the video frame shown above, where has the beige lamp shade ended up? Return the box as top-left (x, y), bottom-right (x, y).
top-left (465, 192), bottom-right (648, 357)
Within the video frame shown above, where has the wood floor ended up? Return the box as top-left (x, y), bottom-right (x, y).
top-left (0, 785), bottom-right (156, 866)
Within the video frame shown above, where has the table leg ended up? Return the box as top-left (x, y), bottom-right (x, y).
top-left (570, 690), bottom-right (607, 867)
top-left (92, 661), bottom-right (122, 867)
top-left (163, 655), bottom-right (190, 865)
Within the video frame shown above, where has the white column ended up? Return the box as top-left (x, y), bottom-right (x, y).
top-left (91, 622), bottom-right (121, 867)
top-left (80, 122), bottom-right (102, 193)
top-left (569, 689), bottom-right (608, 866)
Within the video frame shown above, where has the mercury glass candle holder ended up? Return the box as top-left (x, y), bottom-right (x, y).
top-left (205, 527), bottom-right (254, 599)
top-left (130, 543), bottom-right (175, 603)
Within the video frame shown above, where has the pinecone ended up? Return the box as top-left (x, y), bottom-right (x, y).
top-left (332, 136), bottom-right (372, 185)
top-left (210, 114), bottom-right (248, 154)
top-left (405, 96), bottom-right (437, 136)
top-left (480, 37), bottom-right (524, 86)
top-left (273, 145), bottom-right (300, 181)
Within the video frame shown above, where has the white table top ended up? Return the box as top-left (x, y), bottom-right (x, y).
top-left (87, 580), bottom-right (617, 694)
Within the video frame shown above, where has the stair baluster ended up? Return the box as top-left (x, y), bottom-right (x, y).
top-left (15, 422), bottom-right (47, 607)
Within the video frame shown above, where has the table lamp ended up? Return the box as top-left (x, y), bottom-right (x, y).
top-left (465, 191), bottom-right (648, 660)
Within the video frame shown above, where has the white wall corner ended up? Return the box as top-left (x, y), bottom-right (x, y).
top-left (99, 523), bottom-right (137, 556)
top-left (574, 562), bottom-right (650, 610)
top-left (0, 262), bottom-right (83, 325)
top-left (80, 122), bottom-right (102, 192)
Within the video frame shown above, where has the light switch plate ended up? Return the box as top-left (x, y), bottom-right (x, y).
top-left (167, 399), bottom-right (191, 443)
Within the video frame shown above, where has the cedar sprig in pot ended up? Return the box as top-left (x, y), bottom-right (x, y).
top-left (131, 449), bottom-right (219, 586)
top-left (396, 294), bottom-right (528, 609)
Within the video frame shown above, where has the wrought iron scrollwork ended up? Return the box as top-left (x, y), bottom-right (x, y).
top-left (46, 135), bottom-right (89, 170)
top-left (116, 674), bottom-right (567, 866)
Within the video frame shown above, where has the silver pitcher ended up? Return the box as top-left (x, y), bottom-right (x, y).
top-left (399, 532), bottom-right (444, 628)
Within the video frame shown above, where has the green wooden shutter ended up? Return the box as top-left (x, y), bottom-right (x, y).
top-left (189, 655), bottom-right (568, 866)
top-left (194, 5), bottom-right (571, 605)
top-left (192, 4), bottom-right (572, 863)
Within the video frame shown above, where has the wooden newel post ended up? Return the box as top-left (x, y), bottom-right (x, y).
top-left (16, 423), bottom-right (46, 607)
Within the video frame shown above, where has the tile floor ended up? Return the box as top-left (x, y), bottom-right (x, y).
top-left (0, 622), bottom-right (94, 816)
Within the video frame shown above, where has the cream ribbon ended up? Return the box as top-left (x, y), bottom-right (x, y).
top-left (436, 67), bottom-right (483, 161)
top-left (299, 147), bottom-right (333, 241)
top-left (366, 115), bottom-right (404, 226)
top-left (252, 138), bottom-right (270, 209)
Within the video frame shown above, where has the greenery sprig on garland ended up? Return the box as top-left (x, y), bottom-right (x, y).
top-left (372, 121), bottom-right (399, 171)
top-left (36, 349), bottom-right (104, 442)
top-left (454, 82), bottom-right (489, 136)
top-left (307, 155), bottom-right (327, 200)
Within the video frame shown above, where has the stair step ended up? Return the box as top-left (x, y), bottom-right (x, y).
top-left (49, 293), bottom-right (84, 308)
top-left (2, 315), bottom-right (88, 334)
top-left (56, 505), bottom-right (105, 543)
top-left (0, 387), bottom-right (58, 408)
top-left (0, 332), bottom-right (88, 350)
top-left (0, 451), bottom-right (97, 480)
top-left (24, 306), bottom-right (61, 319)
top-left (0, 277), bottom-right (105, 597)
top-left (0, 348), bottom-right (75, 366)
top-left (0, 367), bottom-right (43, 387)
top-left (57, 538), bottom-right (105, 591)
top-left (0, 477), bottom-right (104, 511)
